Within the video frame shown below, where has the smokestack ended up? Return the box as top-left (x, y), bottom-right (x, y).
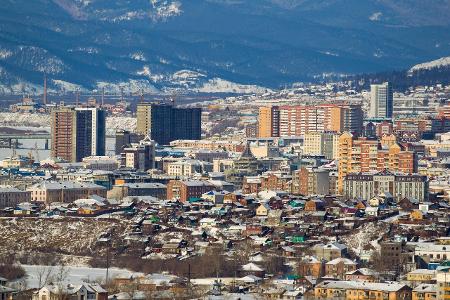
top-left (76, 89), bottom-right (80, 107)
top-left (101, 87), bottom-right (105, 107)
top-left (120, 86), bottom-right (124, 103)
top-left (43, 74), bottom-right (47, 105)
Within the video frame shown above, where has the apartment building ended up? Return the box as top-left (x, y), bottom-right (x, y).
top-left (343, 170), bottom-right (428, 202)
top-left (292, 167), bottom-right (330, 196)
top-left (337, 132), bottom-right (417, 194)
top-left (258, 104), bottom-right (363, 138)
top-left (303, 132), bottom-right (340, 159)
top-left (166, 180), bottom-right (215, 202)
top-left (0, 187), bottom-right (31, 208)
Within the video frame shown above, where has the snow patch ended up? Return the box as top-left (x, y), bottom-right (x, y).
top-left (150, 0), bottom-right (183, 21)
top-left (130, 52), bottom-right (146, 61)
top-left (52, 80), bottom-right (86, 92)
top-left (0, 49), bottom-right (13, 59)
top-left (369, 12), bottom-right (383, 21)
top-left (195, 78), bottom-right (270, 94)
top-left (96, 79), bottom-right (158, 94)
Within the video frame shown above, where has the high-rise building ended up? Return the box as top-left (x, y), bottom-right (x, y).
top-left (258, 104), bottom-right (363, 137)
top-left (337, 132), bottom-right (417, 194)
top-left (136, 103), bottom-right (201, 145)
top-left (75, 107), bottom-right (106, 161)
top-left (258, 106), bottom-right (280, 138)
top-left (370, 82), bottom-right (393, 118)
top-left (51, 107), bottom-right (106, 162)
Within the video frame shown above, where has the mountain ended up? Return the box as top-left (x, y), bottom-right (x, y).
top-left (1, 0), bottom-right (450, 93)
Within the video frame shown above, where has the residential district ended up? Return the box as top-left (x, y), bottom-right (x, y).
top-left (0, 82), bottom-right (450, 300)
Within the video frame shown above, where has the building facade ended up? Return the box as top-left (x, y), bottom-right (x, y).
top-left (343, 171), bottom-right (428, 202)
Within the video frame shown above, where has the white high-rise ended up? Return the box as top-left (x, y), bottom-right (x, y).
top-left (369, 82), bottom-right (393, 119)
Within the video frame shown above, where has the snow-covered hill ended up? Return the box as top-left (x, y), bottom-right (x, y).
top-left (409, 56), bottom-right (450, 73)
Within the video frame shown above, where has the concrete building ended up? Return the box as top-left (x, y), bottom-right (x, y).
top-left (292, 167), bottom-right (330, 196)
top-left (109, 182), bottom-right (167, 200)
top-left (167, 159), bottom-right (212, 177)
top-left (136, 103), bottom-right (201, 145)
top-left (51, 107), bottom-right (106, 162)
top-left (166, 180), bottom-right (215, 202)
top-left (27, 181), bottom-right (107, 204)
top-left (370, 82), bottom-right (394, 118)
top-left (82, 156), bottom-right (119, 171)
top-left (303, 132), bottom-right (340, 159)
top-left (343, 171), bottom-right (428, 202)
top-left (170, 140), bottom-right (245, 152)
top-left (121, 136), bottom-right (156, 171)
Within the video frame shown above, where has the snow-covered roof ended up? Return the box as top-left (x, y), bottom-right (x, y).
top-left (242, 263), bottom-right (264, 272)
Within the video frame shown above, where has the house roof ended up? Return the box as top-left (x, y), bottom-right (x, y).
top-left (316, 280), bottom-right (410, 292)
top-left (326, 258), bottom-right (356, 265)
top-left (413, 284), bottom-right (436, 293)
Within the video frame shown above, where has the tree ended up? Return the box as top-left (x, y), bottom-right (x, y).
top-left (36, 265), bottom-right (54, 289)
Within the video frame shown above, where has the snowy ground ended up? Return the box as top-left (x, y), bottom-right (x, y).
top-left (341, 221), bottom-right (389, 256)
top-left (0, 112), bottom-right (136, 134)
top-left (17, 265), bottom-right (142, 289)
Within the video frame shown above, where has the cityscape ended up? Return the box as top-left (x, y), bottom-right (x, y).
top-left (0, 1), bottom-right (450, 300)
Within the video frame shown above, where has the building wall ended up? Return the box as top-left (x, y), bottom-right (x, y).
top-left (0, 190), bottom-right (31, 208)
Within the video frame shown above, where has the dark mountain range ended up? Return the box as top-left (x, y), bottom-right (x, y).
top-left (0, 0), bottom-right (449, 93)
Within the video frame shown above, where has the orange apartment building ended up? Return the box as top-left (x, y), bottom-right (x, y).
top-left (258, 104), bottom-right (363, 137)
top-left (337, 133), bottom-right (417, 194)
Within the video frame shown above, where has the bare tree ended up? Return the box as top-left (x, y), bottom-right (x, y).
top-left (36, 266), bottom-right (54, 289)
